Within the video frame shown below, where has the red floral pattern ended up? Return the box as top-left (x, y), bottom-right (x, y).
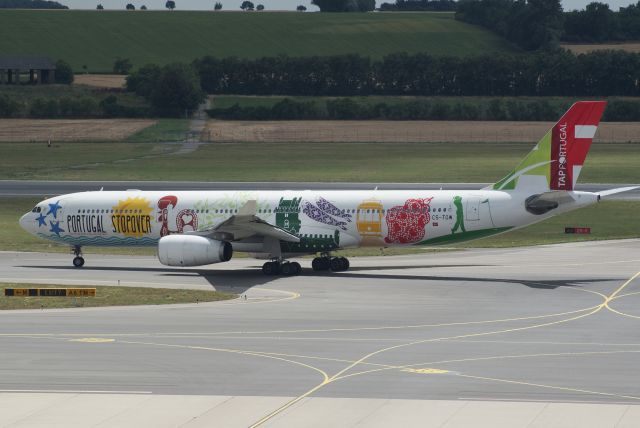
top-left (384, 198), bottom-right (433, 244)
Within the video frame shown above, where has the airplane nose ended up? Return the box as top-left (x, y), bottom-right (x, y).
top-left (19, 213), bottom-right (30, 232)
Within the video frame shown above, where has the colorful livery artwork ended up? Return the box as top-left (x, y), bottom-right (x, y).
top-left (19, 102), bottom-right (637, 275)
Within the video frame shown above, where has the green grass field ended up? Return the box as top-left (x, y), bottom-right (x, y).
top-left (1, 141), bottom-right (638, 183)
top-left (126, 119), bottom-right (191, 142)
top-left (0, 11), bottom-right (516, 72)
top-left (0, 283), bottom-right (235, 310)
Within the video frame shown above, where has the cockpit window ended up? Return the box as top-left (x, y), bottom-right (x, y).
top-left (31, 206), bottom-right (42, 213)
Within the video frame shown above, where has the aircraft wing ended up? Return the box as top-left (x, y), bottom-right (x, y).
top-left (188, 200), bottom-right (300, 243)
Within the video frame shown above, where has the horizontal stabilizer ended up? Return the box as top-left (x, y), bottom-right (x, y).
top-left (597, 186), bottom-right (639, 199)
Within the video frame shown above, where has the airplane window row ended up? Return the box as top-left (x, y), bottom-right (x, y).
top-left (68, 206), bottom-right (450, 216)
top-left (77, 209), bottom-right (146, 214)
top-left (354, 207), bottom-right (449, 214)
top-left (73, 208), bottom-right (219, 214)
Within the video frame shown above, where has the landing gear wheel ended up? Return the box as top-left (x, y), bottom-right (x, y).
top-left (262, 261), bottom-right (280, 275)
top-left (312, 257), bottom-right (331, 271)
top-left (280, 262), bottom-right (302, 276)
top-left (341, 257), bottom-right (350, 270)
top-left (330, 257), bottom-right (349, 272)
top-left (71, 245), bottom-right (84, 268)
top-left (290, 261), bottom-right (302, 275)
top-left (281, 262), bottom-right (293, 276)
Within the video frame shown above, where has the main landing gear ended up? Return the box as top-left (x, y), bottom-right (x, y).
top-left (262, 260), bottom-right (302, 276)
top-left (72, 245), bottom-right (85, 268)
top-left (312, 255), bottom-right (350, 272)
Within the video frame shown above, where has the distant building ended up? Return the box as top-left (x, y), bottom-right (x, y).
top-left (0, 55), bottom-right (56, 84)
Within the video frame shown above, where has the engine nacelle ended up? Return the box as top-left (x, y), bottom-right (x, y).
top-left (157, 235), bottom-right (233, 267)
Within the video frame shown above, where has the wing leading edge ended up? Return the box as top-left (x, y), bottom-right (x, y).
top-left (188, 200), bottom-right (300, 243)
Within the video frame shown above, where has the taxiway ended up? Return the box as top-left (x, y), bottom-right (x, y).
top-left (1, 240), bottom-right (640, 427)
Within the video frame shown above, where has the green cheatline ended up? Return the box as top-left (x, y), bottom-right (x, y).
top-left (419, 227), bottom-right (513, 245)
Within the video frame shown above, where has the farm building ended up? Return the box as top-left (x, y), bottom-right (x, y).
top-left (0, 55), bottom-right (55, 84)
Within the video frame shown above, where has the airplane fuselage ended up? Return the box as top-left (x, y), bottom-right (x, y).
top-left (20, 189), bottom-right (598, 255)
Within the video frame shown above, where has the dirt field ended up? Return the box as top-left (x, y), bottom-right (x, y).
top-left (203, 120), bottom-right (640, 143)
top-left (0, 119), bottom-right (156, 142)
top-left (561, 43), bottom-right (640, 54)
top-left (73, 74), bottom-right (127, 89)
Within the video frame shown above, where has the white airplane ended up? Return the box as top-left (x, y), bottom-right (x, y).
top-left (19, 101), bottom-right (636, 275)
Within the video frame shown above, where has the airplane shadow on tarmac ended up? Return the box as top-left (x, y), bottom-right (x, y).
top-left (20, 263), bottom-right (618, 294)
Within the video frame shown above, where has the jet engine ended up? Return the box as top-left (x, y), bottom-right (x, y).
top-left (157, 235), bottom-right (233, 267)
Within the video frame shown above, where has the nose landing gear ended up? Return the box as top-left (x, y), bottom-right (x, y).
top-left (72, 245), bottom-right (84, 268)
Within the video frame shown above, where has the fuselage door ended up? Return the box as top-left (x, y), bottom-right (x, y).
top-left (465, 197), bottom-right (481, 222)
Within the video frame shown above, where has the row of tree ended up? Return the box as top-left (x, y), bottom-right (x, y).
top-left (378, 0), bottom-right (456, 11)
top-left (207, 97), bottom-right (640, 121)
top-left (98, 2), bottom-right (285, 11)
top-left (0, 94), bottom-right (149, 119)
top-left (311, 0), bottom-right (375, 12)
top-left (126, 63), bottom-right (205, 116)
top-left (455, 0), bottom-right (564, 51)
top-left (564, 2), bottom-right (640, 42)
top-left (189, 50), bottom-right (640, 97)
top-left (0, 0), bottom-right (67, 8)
top-left (456, 0), bottom-right (640, 50)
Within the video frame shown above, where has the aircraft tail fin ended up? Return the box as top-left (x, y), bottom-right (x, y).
top-left (491, 101), bottom-right (607, 192)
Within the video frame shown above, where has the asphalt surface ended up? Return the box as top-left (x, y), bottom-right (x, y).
top-left (1, 240), bottom-right (640, 409)
top-left (2, 180), bottom-right (639, 199)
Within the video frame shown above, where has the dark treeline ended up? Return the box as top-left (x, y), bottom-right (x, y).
top-left (0, 0), bottom-right (68, 8)
top-left (190, 50), bottom-right (640, 97)
top-left (0, 94), bottom-right (150, 119)
top-left (456, 0), bottom-right (640, 49)
top-left (126, 63), bottom-right (205, 116)
top-left (455, 0), bottom-right (564, 50)
top-left (207, 97), bottom-right (640, 121)
top-left (378, 0), bottom-right (456, 11)
top-left (311, 0), bottom-right (376, 12)
top-left (564, 2), bottom-right (640, 42)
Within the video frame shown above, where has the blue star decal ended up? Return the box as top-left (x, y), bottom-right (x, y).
top-left (36, 213), bottom-right (47, 227)
top-left (49, 220), bottom-right (65, 237)
top-left (47, 201), bottom-right (62, 219)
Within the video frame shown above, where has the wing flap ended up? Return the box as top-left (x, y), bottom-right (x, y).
top-left (188, 200), bottom-right (300, 243)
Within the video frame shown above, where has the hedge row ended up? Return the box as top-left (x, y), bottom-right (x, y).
top-left (207, 98), bottom-right (640, 121)
top-left (0, 94), bottom-right (149, 118)
top-left (194, 50), bottom-right (640, 97)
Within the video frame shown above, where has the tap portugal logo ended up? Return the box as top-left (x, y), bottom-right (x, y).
top-left (556, 123), bottom-right (568, 189)
top-left (111, 197), bottom-right (153, 237)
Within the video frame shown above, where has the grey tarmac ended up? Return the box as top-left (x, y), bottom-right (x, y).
top-left (1, 239), bottom-right (640, 427)
top-left (2, 180), bottom-right (639, 199)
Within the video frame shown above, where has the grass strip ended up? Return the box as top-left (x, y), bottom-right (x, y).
top-left (1, 141), bottom-right (638, 183)
top-left (0, 283), bottom-right (235, 310)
